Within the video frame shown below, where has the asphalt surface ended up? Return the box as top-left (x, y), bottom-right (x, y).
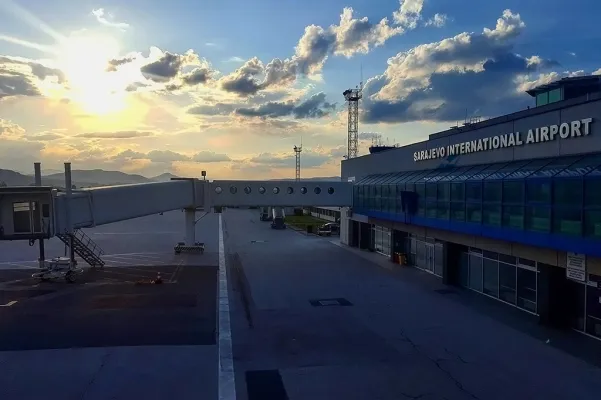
top-left (1, 207), bottom-right (601, 399)
top-left (0, 210), bottom-right (219, 400)
top-left (223, 208), bottom-right (601, 400)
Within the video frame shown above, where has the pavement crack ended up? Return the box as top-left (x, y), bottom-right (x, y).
top-left (80, 349), bottom-right (112, 400)
top-left (444, 347), bottom-right (469, 364)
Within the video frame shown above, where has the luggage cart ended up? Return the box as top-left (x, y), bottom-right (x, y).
top-left (31, 257), bottom-right (83, 283)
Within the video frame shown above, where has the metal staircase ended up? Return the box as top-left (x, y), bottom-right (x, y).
top-left (56, 229), bottom-right (105, 268)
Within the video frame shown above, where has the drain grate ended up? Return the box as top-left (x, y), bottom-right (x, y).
top-left (309, 298), bottom-right (353, 307)
top-left (434, 289), bottom-right (457, 295)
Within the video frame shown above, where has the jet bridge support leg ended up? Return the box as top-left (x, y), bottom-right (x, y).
top-left (174, 208), bottom-right (205, 255)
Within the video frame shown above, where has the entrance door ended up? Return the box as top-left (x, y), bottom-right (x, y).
top-left (425, 243), bottom-right (435, 273)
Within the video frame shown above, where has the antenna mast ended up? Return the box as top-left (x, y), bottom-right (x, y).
top-left (343, 68), bottom-right (363, 159)
top-left (294, 139), bottom-right (302, 181)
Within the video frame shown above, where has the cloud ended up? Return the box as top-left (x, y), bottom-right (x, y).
top-left (77, 131), bottom-right (155, 139)
top-left (92, 8), bottom-right (130, 31)
top-left (248, 146), bottom-right (345, 168)
top-left (111, 149), bottom-right (231, 164)
top-left (361, 9), bottom-right (567, 124)
top-left (425, 13), bottom-right (449, 28)
top-left (191, 151), bottom-right (231, 162)
top-left (226, 56), bottom-right (245, 63)
top-left (234, 92), bottom-right (336, 119)
top-left (0, 56), bottom-right (65, 100)
top-left (218, 2), bottom-right (425, 97)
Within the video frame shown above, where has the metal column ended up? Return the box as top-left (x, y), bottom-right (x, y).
top-left (64, 163), bottom-right (75, 263)
top-left (34, 163), bottom-right (45, 268)
top-left (185, 208), bottom-right (195, 246)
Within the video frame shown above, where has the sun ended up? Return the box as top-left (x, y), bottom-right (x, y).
top-left (56, 33), bottom-right (127, 115)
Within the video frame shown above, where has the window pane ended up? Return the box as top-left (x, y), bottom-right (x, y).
top-left (426, 202), bottom-right (437, 218)
top-left (483, 258), bottom-right (499, 297)
top-left (483, 182), bottom-right (502, 202)
top-left (526, 181), bottom-right (551, 203)
top-left (503, 206), bottom-right (524, 229)
top-left (426, 183), bottom-right (437, 200)
top-left (526, 206), bottom-right (551, 232)
top-left (584, 210), bottom-right (601, 238)
top-left (548, 88), bottom-right (561, 103)
top-left (553, 207), bottom-right (582, 236)
top-left (505, 159), bottom-right (552, 180)
top-left (517, 268), bottom-right (537, 313)
top-left (437, 202), bottom-right (449, 219)
top-left (553, 179), bottom-right (583, 206)
top-left (483, 204), bottom-right (501, 226)
top-left (558, 154), bottom-right (601, 177)
top-left (536, 92), bottom-right (548, 106)
top-left (499, 262), bottom-right (517, 305)
top-left (466, 182), bottom-right (482, 201)
top-left (469, 254), bottom-right (483, 292)
top-left (450, 183), bottom-right (464, 202)
top-left (467, 203), bottom-right (482, 223)
top-left (438, 183), bottom-right (450, 201)
top-left (503, 181), bottom-right (524, 203)
top-left (585, 179), bottom-right (601, 207)
top-left (451, 202), bottom-right (465, 221)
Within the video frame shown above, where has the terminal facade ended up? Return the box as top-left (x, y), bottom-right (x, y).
top-left (340, 75), bottom-right (601, 340)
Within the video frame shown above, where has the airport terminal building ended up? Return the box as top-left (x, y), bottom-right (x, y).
top-left (340, 76), bottom-right (601, 340)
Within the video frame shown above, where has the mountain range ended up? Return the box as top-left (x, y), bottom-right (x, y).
top-left (0, 169), bottom-right (340, 188)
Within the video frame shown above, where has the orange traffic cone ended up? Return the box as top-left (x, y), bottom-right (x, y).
top-left (154, 272), bottom-right (163, 284)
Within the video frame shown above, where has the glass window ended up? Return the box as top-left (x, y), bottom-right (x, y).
top-left (469, 253), bottom-right (483, 292)
top-left (466, 182), bottom-right (482, 202)
top-left (505, 159), bottom-right (552, 179)
top-left (528, 156), bottom-right (583, 179)
top-left (466, 163), bottom-right (506, 181)
top-left (585, 179), bottom-right (601, 207)
top-left (426, 202), bottom-right (437, 218)
top-left (553, 179), bottom-right (583, 206)
top-left (526, 180), bottom-right (551, 203)
top-left (517, 268), bottom-right (537, 313)
top-left (450, 183), bottom-right (464, 202)
top-left (558, 154), bottom-right (601, 177)
top-left (503, 181), bottom-right (524, 203)
top-left (483, 182), bottom-right (502, 202)
top-left (536, 91), bottom-right (548, 106)
top-left (437, 202), bottom-right (449, 220)
top-left (483, 204), bottom-right (501, 226)
top-left (454, 164), bottom-right (488, 181)
top-left (440, 166), bottom-right (471, 182)
top-left (467, 203), bottom-right (482, 223)
top-left (451, 202), bottom-right (465, 221)
top-left (429, 168), bottom-right (455, 182)
top-left (415, 183), bottom-right (425, 198)
top-left (584, 210), bottom-right (601, 238)
top-left (499, 262), bottom-right (517, 304)
top-left (438, 183), bottom-right (450, 201)
top-left (426, 184), bottom-right (437, 200)
top-left (553, 207), bottom-right (582, 236)
top-left (483, 258), bottom-right (499, 297)
top-left (405, 183), bottom-right (414, 193)
top-left (548, 88), bottom-right (562, 103)
top-left (486, 161), bottom-right (531, 180)
top-left (503, 206), bottom-right (524, 229)
top-left (526, 206), bottom-right (551, 232)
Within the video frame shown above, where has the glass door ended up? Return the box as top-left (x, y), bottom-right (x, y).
top-left (425, 243), bottom-right (435, 273)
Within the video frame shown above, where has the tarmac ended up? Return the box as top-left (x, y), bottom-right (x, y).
top-left (0, 208), bottom-right (600, 399)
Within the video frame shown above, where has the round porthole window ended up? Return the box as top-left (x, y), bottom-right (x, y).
top-left (273, 187), bottom-right (280, 194)
top-left (244, 186), bottom-right (251, 194)
top-left (300, 187), bottom-right (307, 194)
top-left (314, 187), bottom-right (321, 194)
top-left (230, 186), bottom-right (237, 194)
top-left (287, 187), bottom-right (294, 194)
top-left (328, 187), bottom-right (334, 194)
top-left (215, 186), bottom-right (222, 194)
top-left (258, 186), bottom-right (266, 194)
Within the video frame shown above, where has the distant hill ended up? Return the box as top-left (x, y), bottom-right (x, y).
top-left (0, 168), bottom-right (338, 188)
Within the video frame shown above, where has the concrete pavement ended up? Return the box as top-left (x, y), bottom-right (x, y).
top-left (223, 208), bottom-right (601, 400)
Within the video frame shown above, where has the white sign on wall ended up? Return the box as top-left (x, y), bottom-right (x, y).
top-left (566, 252), bottom-right (586, 282)
top-left (414, 117), bottom-right (593, 162)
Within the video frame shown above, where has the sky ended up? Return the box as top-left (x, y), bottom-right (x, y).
top-left (1, 0), bottom-right (601, 179)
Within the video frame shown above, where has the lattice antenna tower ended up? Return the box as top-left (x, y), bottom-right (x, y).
top-left (294, 138), bottom-right (302, 181)
top-left (343, 66), bottom-right (363, 159)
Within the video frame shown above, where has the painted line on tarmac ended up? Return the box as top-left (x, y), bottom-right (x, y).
top-left (0, 301), bottom-right (17, 307)
top-left (218, 213), bottom-right (236, 400)
top-left (92, 231), bottom-right (180, 235)
top-left (106, 254), bottom-right (167, 263)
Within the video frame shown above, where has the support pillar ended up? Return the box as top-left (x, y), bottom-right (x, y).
top-left (34, 163), bottom-right (45, 268)
top-left (185, 208), bottom-right (195, 246)
top-left (65, 163), bottom-right (75, 264)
